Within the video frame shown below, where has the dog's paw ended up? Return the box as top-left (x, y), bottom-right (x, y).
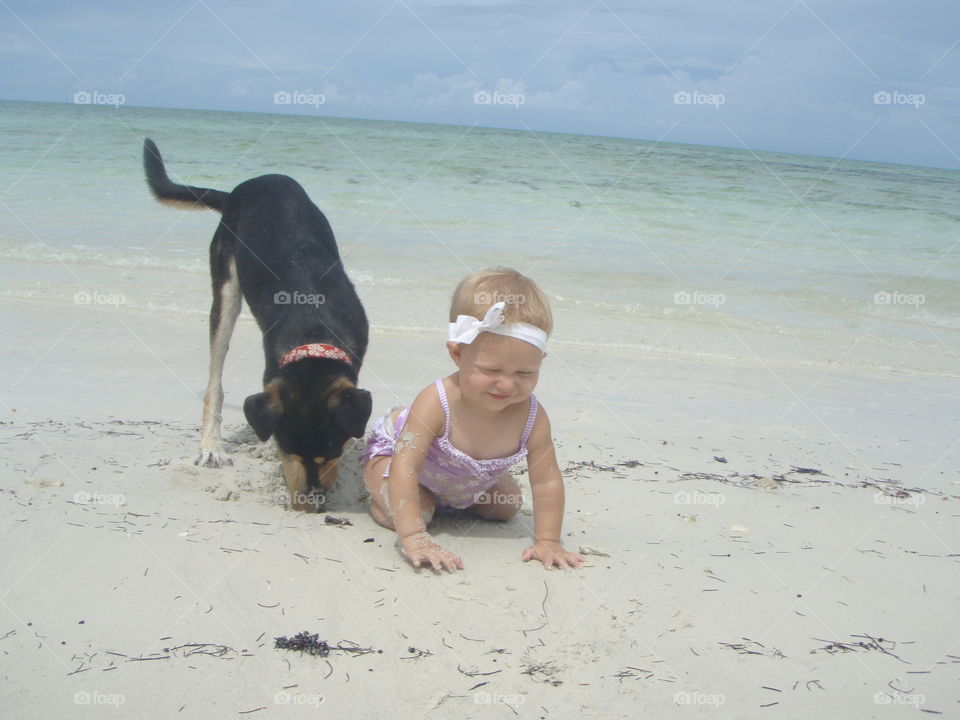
top-left (195, 451), bottom-right (233, 468)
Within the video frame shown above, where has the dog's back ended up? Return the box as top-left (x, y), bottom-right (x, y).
top-left (143, 139), bottom-right (367, 368)
top-left (223, 174), bottom-right (368, 365)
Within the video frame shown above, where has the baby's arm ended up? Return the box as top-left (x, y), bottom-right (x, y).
top-left (522, 408), bottom-right (585, 570)
top-left (388, 385), bottom-right (463, 571)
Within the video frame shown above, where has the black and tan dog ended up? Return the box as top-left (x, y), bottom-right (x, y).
top-left (143, 139), bottom-right (372, 511)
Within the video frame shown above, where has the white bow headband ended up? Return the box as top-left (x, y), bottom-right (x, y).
top-left (448, 302), bottom-right (548, 353)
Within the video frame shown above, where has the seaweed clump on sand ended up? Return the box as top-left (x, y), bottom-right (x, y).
top-left (274, 631), bottom-right (331, 657)
top-left (274, 631), bottom-right (377, 658)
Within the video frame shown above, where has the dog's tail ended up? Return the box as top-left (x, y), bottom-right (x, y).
top-left (143, 138), bottom-right (230, 213)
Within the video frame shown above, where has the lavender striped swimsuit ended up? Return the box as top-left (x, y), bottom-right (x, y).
top-left (361, 379), bottom-right (539, 509)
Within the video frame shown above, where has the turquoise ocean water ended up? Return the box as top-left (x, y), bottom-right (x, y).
top-left (1, 100), bottom-right (957, 376)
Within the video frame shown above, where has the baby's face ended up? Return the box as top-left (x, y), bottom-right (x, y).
top-left (450, 333), bottom-right (544, 411)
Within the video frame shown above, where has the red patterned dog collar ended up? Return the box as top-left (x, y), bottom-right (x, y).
top-left (279, 343), bottom-right (353, 368)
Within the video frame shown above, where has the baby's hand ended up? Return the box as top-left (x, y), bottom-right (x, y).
top-left (522, 540), bottom-right (585, 570)
top-left (400, 531), bottom-right (463, 572)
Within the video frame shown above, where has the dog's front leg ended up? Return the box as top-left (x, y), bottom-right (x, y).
top-left (197, 257), bottom-right (242, 467)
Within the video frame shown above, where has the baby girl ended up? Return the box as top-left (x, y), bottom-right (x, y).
top-left (361, 268), bottom-right (584, 572)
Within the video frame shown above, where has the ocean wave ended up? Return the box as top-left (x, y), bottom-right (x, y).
top-left (914, 309), bottom-right (960, 330)
top-left (0, 243), bottom-right (207, 273)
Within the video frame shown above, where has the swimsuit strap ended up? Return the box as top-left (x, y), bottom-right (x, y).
top-left (434, 378), bottom-right (452, 438)
top-left (436, 378), bottom-right (538, 448)
top-left (520, 394), bottom-right (539, 446)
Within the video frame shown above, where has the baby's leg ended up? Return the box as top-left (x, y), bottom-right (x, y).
top-left (470, 472), bottom-right (522, 520)
top-left (362, 455), bottom-right (437, 530)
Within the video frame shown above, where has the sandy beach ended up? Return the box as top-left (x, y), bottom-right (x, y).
top-left (1, 295), bottom-right (957, 718)
top-left (1, 0), bottom-right (959, 710)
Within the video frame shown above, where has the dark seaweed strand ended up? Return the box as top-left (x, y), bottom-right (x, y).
top-left (274, 632), bottom-right (331, 657)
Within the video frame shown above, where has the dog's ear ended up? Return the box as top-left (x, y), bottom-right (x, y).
top-left (333, 387), bottom-right (373, 438)
top-left (244, 381), bottom-right (285, 442)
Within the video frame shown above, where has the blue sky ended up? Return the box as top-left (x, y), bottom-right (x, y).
top-left (2, 0), bottom-right (959, 169)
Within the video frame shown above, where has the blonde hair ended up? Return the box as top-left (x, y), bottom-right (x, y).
top-left (449, 267), bottom-right (553, 336)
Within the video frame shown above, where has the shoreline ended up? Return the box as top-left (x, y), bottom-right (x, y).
top-left (2, 294), bottom-right (958, 492)
top-left (4, 278), bottom-right (959, 381)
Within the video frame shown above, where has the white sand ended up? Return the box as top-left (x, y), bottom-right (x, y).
top-left (1, 296), bottom-right (958, 718)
